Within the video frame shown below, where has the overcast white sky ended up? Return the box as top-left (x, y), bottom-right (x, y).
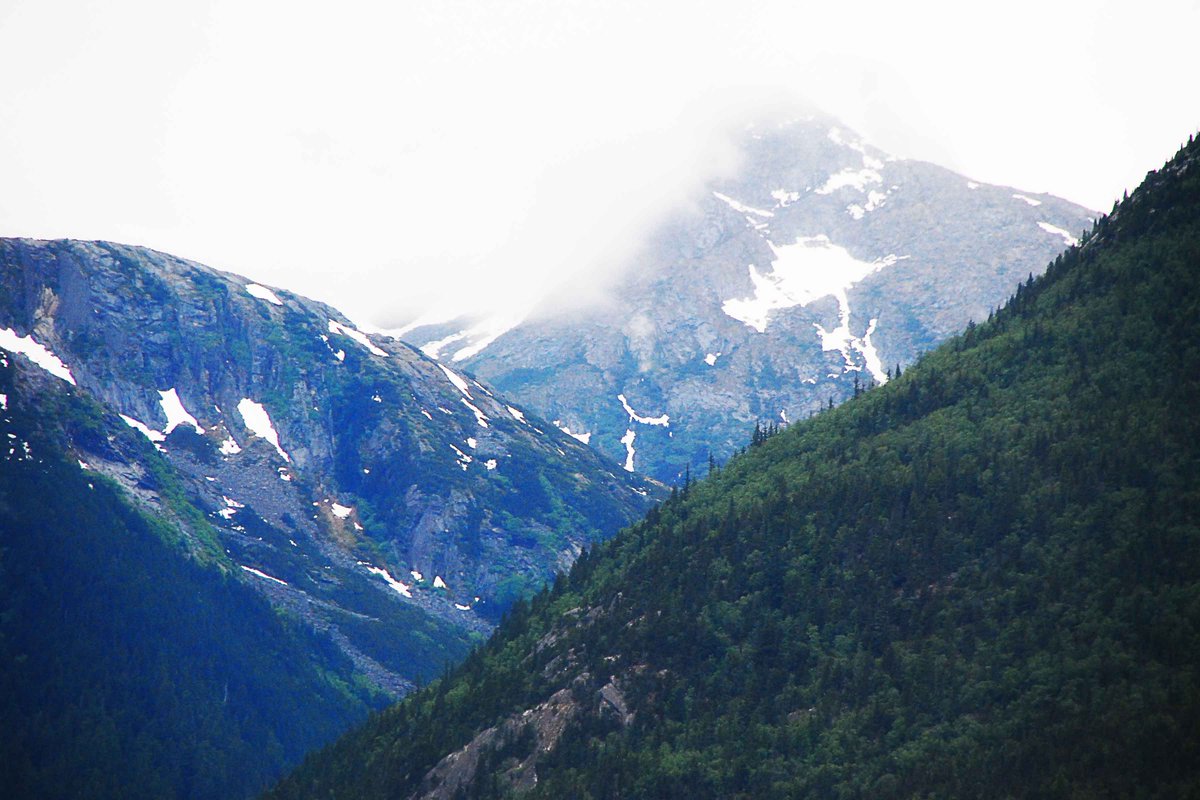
top-left (1, 0), bottom-right (1196, 328)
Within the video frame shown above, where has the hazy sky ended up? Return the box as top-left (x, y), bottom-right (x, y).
top-left (1, 0), bottom-right (1197, 328)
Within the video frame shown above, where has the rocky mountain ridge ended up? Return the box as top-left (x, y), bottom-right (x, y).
top-left (405, 113), bottom-right (1096, 482)
top-left (0, 238), bottom-right (659, 695)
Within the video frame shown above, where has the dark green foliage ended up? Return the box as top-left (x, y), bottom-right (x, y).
top-left (267, 135), bottom-right (1200, 799)
top-left (0, 375), bottom-right (387, 799)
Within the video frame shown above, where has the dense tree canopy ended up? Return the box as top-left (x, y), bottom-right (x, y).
top-left (0, 373), bottom-right (389, 799)
top-left (268, 134), bottom-right (1200, 799)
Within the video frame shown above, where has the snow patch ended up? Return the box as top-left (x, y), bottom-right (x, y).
top-left (620, 429), bottom-right (636, 472)
top-left (815, 167), bottom-right (883, 195)
top-left (330, 502), bottom-right (353, 519)
top-left (411, 569), bottom-right (424, 582)
top-left (380, 309), bottom-right (460, 339)
top-left (219, 435), bottom-right (242, 455)
top-left (455, 603), bottom-right (472, 611)
top-left (506, 405), bottom-right (527, 423)
top-left (364, 565), bottom-right (412, 598)
top-left (159, 388), bottom-right (204, 434)
top-left (461, 398), bottom-right (490, 428)
top-left (328, 319), bottom-right (388, 357)
top-left (450, 312), bottom-right (528, 362)
top-left (420, 331), bottom-right (467, 359)
top-left (421, 409), bottom-right (434, 420)
top-left (245, 283), bottom-right (283, 305)
top-left (863, 190), bottom-right (888, 213)
top-left (1012, 193), bottom-right (1042, 207)
top-left (814, 289), bottom-right (859, 369)
top-left (433, 575), bottom-right (448, 589)
top-left (237, 398), bottom-right (290, 462)
top-left (555, 422), bottom-right (592, 444)
top-left (704, 353), bottom-right (720, 366)
top-left (722, 235), bottom-right (904, 333)
top-left (449, 443), bottom-right (473, 470)
top-left (966, 181), bottom-right (980, 189)
top-left (1037, 221), bottom-right (1079, 247)
top-left (461, 398), bottom-right (490, 427)
top-left (814, 299), bottom-right (889, 385)
top-left (713, 191), bottom-right (774, 218)
top-left (466, 437), bottom-right (478, 449)
top-left (438, 364), bottom-right (473, 398)
top-left (0, 328), bottom-right (76, 384)
top-left (120, 414), bottom-right (166, 445)
top-left (857, 318), bottom-right (888, 384)
top-left (218, 496), bottom-right (244, 520)
top-left (770, 189), bottom-right (801, 207)
top-left (0, 393), bottom-right (6, 410)
top-left (240, 565), bottom-right (288, 586)
top-left (618, 394), bottom-right (669, 427)
top-left (413, 309), bottom-right (529, 363)
top-left (485, 458), bottom-right (498, 470)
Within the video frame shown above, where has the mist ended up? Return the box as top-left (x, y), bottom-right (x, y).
top-left (1, 0), bottom-right (1196, 329)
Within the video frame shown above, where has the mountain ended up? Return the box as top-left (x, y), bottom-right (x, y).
top-left (0, 351), bottom-right (386, 798)
top-left (405, 113), bottom-right (1095, 483)
top-left (0, 240), bottom-right (659, 797)
top-left (268, 133), bottom-right (1200, 798)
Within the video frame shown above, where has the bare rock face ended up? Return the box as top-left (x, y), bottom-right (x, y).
top-left (408, 596), bottom-right (640, 799)
top-left (409, 114), bottom-right (1094, 483)
top-left (411, 684), bottom-right (584, 800)
top-left (0, 237), bottom-right (661, 693)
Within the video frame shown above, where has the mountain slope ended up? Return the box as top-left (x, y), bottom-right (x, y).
top-left (411, 113), bottom-right (1094, 483)
top-left (0, 240), bottom-right (657, 673)
top-left (0, 241), bottom-right (659, 797)
top-left (0, 354), bottom-right (385, 798)
top-left (269, 133), bottom-right (1200, 798)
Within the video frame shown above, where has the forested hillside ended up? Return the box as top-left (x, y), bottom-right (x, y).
top-left (268, 133), bottom-right (1200, 798)
top-left (0, 363), bottom-right (387, 798)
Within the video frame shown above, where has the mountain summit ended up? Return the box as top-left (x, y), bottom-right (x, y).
top-left (406, 114), bottom-right (1094, 482)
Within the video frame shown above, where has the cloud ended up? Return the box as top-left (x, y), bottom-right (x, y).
top-left (1, 0), bottom-right (1197, 329)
